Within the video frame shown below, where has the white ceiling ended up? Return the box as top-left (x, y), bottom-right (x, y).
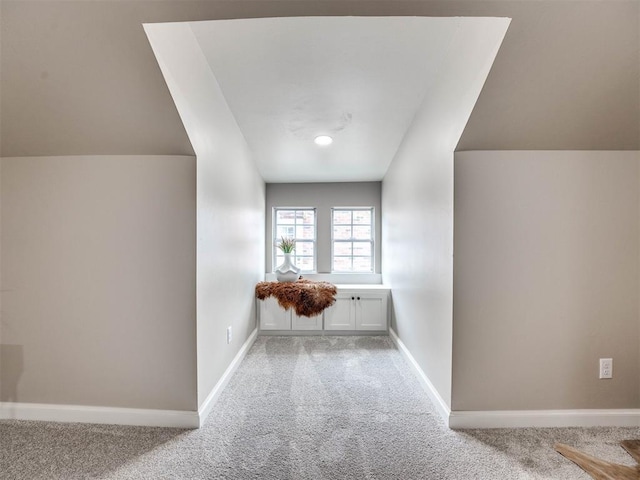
top-left (188, 17), bottom-right (500, 183)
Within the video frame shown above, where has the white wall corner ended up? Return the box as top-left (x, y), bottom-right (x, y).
top-left (197, 328), bottom-right (258, 427)
top-left (389, 328), bottom-right (452, 426)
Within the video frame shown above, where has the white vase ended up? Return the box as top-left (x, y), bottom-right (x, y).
top-left (276, 253), bottom-right (301, 282)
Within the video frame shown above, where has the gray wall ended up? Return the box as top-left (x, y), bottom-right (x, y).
top-left (0, 0), bottom-right (194, 157)
top-left (197, 148), bottom-right (264, 409)
top-left (383, 148), bottom-right (455, 407)
top-left (144, 22), bottom-right (266, 410)
top-left (1, 0), bottom-right (638, 416)
top-left (0, 17), bottom-right (267, 414)
top-left (453, 151), bottom-right (640, 410)
top-left (0, 155), bottom-right (197, 410)
top-left (454, 0), bottom-right (639, 151)
top-left (265, 182), bottom-right (381, 274)
top-left (382, 19), bottom-right (508, 409)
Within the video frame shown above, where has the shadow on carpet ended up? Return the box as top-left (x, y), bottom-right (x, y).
top-left (0, 420), bottom-right (188, 480)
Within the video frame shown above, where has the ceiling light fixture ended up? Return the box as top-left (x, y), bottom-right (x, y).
top-left (314, 135), bottom-right (333, 146)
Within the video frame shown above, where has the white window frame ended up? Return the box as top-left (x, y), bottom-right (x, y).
top-left (273, 207), bottom-right (317, 273)
top-left (331, 207), bottom-right (375, 273)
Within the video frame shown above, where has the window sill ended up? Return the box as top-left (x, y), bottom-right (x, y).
top-left (264, 272), bottom-right (382, 285)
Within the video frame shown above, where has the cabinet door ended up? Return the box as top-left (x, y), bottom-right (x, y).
top-left (355, 293), bottom-right (388, 331)
top-left (259, 297), bottom-right (291, 330)
top-left (292, 313), bottom-right (323, 330)
top-left (323, 295), bottom-right (356, 330)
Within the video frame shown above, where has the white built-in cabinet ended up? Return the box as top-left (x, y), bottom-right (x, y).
top-left (324, 291), bottom-right (388, 331)
top-left (259, 297), bottom-right (323, 331)
top-left (259, 297), bottom-right (291, 330)
top-left (259, 285), bottom-right (390, 334)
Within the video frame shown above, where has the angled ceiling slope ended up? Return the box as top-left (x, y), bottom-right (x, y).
top-left (145, 17), bottom-right (510, 183)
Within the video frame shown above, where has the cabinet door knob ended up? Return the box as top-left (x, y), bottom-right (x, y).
top-left (357, 296), bottom-right (361, 300)
top-left (351, 296), bottom-right (355, 300)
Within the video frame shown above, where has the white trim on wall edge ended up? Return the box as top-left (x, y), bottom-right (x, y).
top-left (0, 402), bottom-right (199, 428)
top-left (388, 328), bottom-right (452, 425)
top-left (389, 328), bottom-right (640, 429)
top-left (449, 409), bottom-right (640, 429)
top-left (0, 329), bottom-right (259, 429)
top-left (197, 327), bottom-right (258, 427)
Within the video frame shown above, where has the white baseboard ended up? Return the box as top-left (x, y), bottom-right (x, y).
top-left (449, 409), bottom-right (640, 429)
top-left (197, 327), bottom-right (258, 427)
top-left (388, 328), bottom-right (640, 429)
top-left (0, 329), bottom-right (259, 429)
top-left (0, 402), bottom-right (199, 428)
top-left (388, 328), bottom-right (452, 425)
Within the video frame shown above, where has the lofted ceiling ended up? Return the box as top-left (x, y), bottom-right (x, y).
top-left (2, 2), bottom-right (637, 160)
top-left (167, 16), bottom-right (509, 182)
top-left (190, 17), bottom-right (461, 182)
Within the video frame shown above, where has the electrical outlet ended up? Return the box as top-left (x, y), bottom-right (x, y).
top-left (227, 326), bottom-right (232, 344)
top-left (599, 358), bottom-right (613, 379)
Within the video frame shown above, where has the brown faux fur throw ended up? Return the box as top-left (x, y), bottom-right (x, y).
top-left (255, 280), bottom-right (337, 317)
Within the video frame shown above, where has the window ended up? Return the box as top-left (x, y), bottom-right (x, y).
top-left (331, 207), bottom-right (374, 273)
top-left (273, 208), bottom-right (316, 272)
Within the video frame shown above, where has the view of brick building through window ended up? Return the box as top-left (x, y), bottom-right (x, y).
top-left (331, 208), bottom-right (374, 273)
top-left (273, 207), bottom-right (375, 273)
top-left (273, 208), bottom-right (316, 272)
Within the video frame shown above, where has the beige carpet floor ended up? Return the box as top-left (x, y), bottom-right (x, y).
top-left (1, 336), bottom-right (639, 479)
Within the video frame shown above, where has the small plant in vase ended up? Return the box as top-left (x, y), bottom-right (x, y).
top-left (277, 237), bottom-right (296, 254)
top-left (276, 237), bottom-right (301, 282)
